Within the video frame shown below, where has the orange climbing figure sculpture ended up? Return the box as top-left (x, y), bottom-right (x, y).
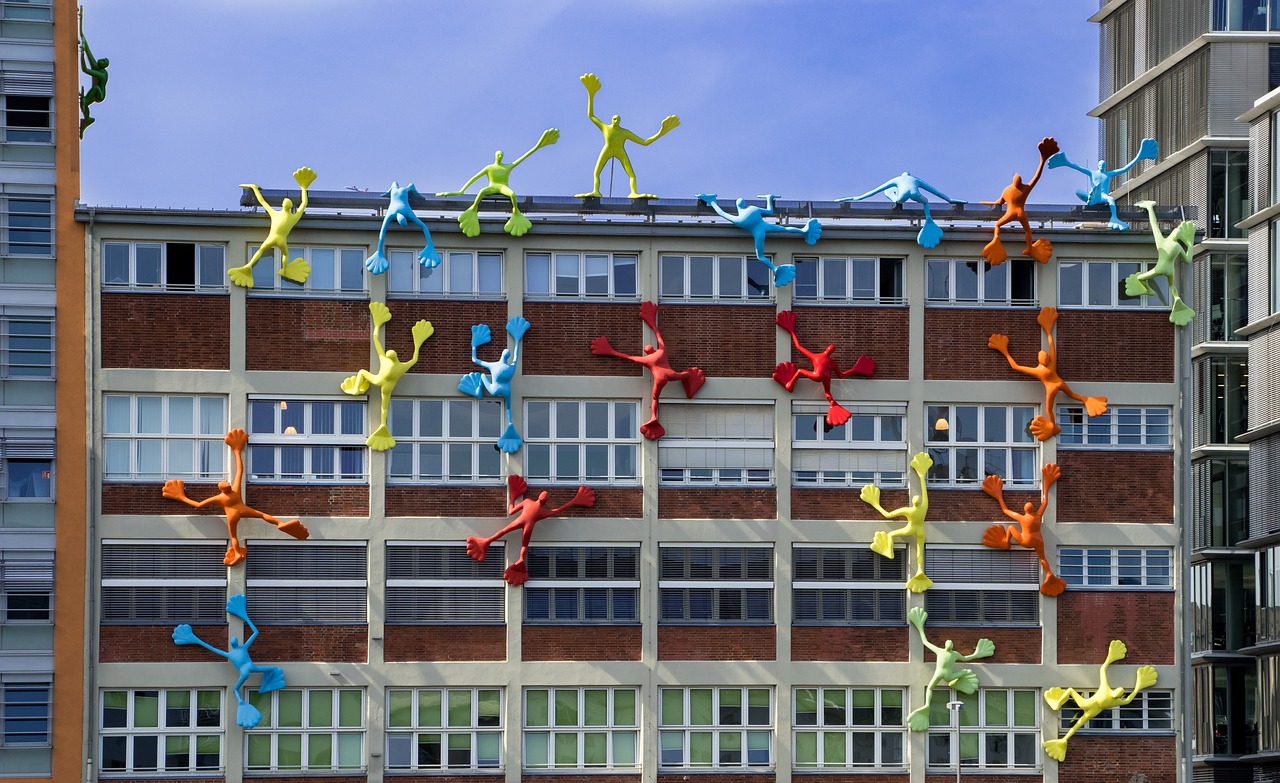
top-left (987, 306), bottom-right (1107, 441)
top-left (980, 137), bottom-right (1059, 265)
top-left (982, 463), bottom-right (1067, 596)
top-left (162, 429), bottom-right (309, 566)
top-left (466, 475), bottom-right (596, 586)
top-left (772, 309), bottom-right (875, 427)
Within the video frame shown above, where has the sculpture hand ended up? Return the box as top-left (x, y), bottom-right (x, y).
top-left (571, 486), bottom-right (597, 508)
top-left (471, 323), bottom-right (493, 349)
top-left (411, 319), bottom-right (434, 346)
top-left (987, 333), bottom-right (1009, 353)
top-left (225, 428), bottom-right (249, 451)
top-left (1137, 138), bottom-right (1159, 161)
top-left (369, 300), bottom-right (392, 327)
top-left (660, 115), bottom-right (681, 134)
top-left (172, 624), bottom-right (198, 645)
top-left (859, 484), bottom-right (881, 507)
top-left (537, 128), bottom-right (560, 149)
top-left (1037, 306), bottom-right (1058, 331)
top-left (508, 474), bottom-right (529, 503)
top-left (292, 167), bottom-right (318, 189)
top-left (1042, 463), bottom-right (1061, 485)
top-left (1045, 152), bottom-right (1069, 169)
top-left (580, 72), bottom-right (601, 94)
top-left (1134, 665), bottom-right (1159, 691)
top-left (1037, 137), bottom-right (1060, 160)
top-left (696, 193), bottom-right (717, 205)
top-left (907, 606), bottom-right (927, 629)
top-left (161, 479), bottom-right (187, 500)
top-left (436, 191), bottom-right (463, 197)
top-left (638, 300), bottom-right (658, 325)
top-left (225, 594), bottom-right (249, 622)
top-left (238, 184), bottom-right (258, 190)
top-left (506, 316), bottom-right (531, 342)
top-left (590, 336), bottom-right (617, 357)
top-left (981, 474), bottom-right (1004, 498)
top-left (775, 310), bottom-right (797, 333)
top-left (972, 638), bottom-right (996, 659)
top-left (909, 452), bottom-right (934, 474)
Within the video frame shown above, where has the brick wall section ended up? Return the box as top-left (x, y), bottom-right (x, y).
top-left (245, 298), bottom-right (371, 372)
top-left (558, 486), bottom-right (643, 519)
top-left (929, 488), bottom-right (1040, 522)
top-left (659, 488), bottom-right (776, 519)
top-left (1056, 310), bottom-right (1174, 384)
top-left (245, 778), bottom-right (366, 783)
top-left (522, 625), bottom-right (641, 661)
top-left (926, 776), bottom-right (1040, 783)
top-left (659, 626), bottom-right (776, 661)
top-left (245, 484), bottom-right (369, 517)
top-left (385, 485), bottom-right (506, 517)
top-left (791, 625), bottom-right (909, 661)
top-left (795, 776), bottom-right (907, 783)
top-left (249, 625), bottom-right (367, 663)
top-left (101, 293), bottom-right (230, 369)
top-left (530, 776), bottom-right (640, 783)
top-left (383, 625), bottom-right (505, 662)
top-left (522, 302), bottom-right (642, 377)
top-left (103, 482), bottom-right (221, 515)
top-left (924, 309), bottom-right (1043, 381)
top-left (99, 624), bottom-right (227, 663)
top-left (107, 779), bottom-right (224, 783)
top-left (791, 488), bottom-right (1038, 522)
top-left (926, 627), bottom-right (1041, 664)
top-left (385, 298), bottom-right (507, 375)
top-left (1057, 591), bottom-right (1175, 665)
top-left (1056, 735), bottom-right (1174, 783)
top-left (790, 306), bottom-right (909, 380)
top-left (659, 775), bottom-right (774, 783)
top-left (1056, 451), bottom-right (1172, 523)
top-left (388, 777), bottom-right (503, 783)
top-left (653, 304), bottom-right (776, 378)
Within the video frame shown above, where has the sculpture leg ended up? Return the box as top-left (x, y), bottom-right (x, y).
top-left (639, 380), bottom-right (667, 440)
top-left (982, 524), bottom-right (1013, 550)
top-left (406, 213), bottom-right (441, 268)
top-left (229, 244), bottom-right (270, 288)
top-left (504, 194), bottom-right (533, 237)
top-left (1028, 388), bottom-right (1063, 441)
top-left (1168, 281), bottom-right (1195, 325)
top-left (907, 675), bottom-right (942, 731)
top-left (906, 534), bottom-right (933, 593)
top-left (1103, 194), bottom-right (1129, 231)
top-left (224, 518), bottom-right (246, 566)
top-left (340, 369), bottom-right (377, 397)
top-left (365, 215), bottom-right (393, 274)
top-left (496, 394), bottom-right (522, 453)
top-left (574, 155), bottom-right (608, 199)
top-left (917, 200), bottom-right (944, 248)
top-left (982, 217), bottom-right (1009, 266)
top-left (367, 388), bottom-right (396, 451)
top-left (458, 195), bottom-right (484, 238)
top-left (277, 242), bottom-right (310, 284)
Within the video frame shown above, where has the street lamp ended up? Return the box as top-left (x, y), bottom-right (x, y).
top-left (947, 699), bottom-right (964, 783)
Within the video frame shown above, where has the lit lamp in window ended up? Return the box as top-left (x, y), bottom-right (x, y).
top-left (282, 426), bottom-right (298, 435)
top-left (934, 417), bottom-right (949, 432)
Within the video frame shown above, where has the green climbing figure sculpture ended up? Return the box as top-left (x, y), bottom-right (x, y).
top-left (575, 73), bottom-right (679, 200)
top-left (1126, 200), bottom-right (1196, 325)
top-left (860, 452), bottom-right (935, 593)
top-left (230, 167), bottom-right (317, 288)
top-left (437, 129), bottom-right (559, 238)
top-left (1043, 639), bottom-right (1159, 761)
top-left (906, 606), bottom-right (995, 731)
top-left (340, 302), bottom-right (433, 451)
top-left (78, 10), bottom-right (109, 138)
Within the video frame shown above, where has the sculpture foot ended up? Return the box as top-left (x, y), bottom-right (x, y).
top-left (465, 535), bottom-right (489, 562)
top-left (458, 208), bottom-right (481, 238)
top-left (1124, 272), bottom-right (1153, 297)
top-left (457, 372), bottom-right (486, 399)
top-left (982, 237), bottom-right (1008, 266)
top-left (366, 426), bottom-right (396, 452)
top-left (1028, 416), bottom-right (1061, 441)
top-left (917, 219), bottom-right (943, 249)
top-left (948, 669), bottom-right (980, 694)
top-left (982, 525), bottom-right (1011, 549)
top-left (258, 667), bottom-right (286, 694)
top-left (365, 251), bottom-right (389, 275)
top-left (1083, 396), bottom-right (1108, 417)
top-left (223, 544), bottom-right (247, 567)
top-left (628, 192), bottom-right (658, 200)
top-left (1044, 687), bottom-right (1071, 710)
top-left (1023, 238), bottom-right (1053, 264)
top-left (848, 355), bottom-right (876, 378)
top-left (772, 264), bottom-right (798, 287)
top-left (681, 367), bottom-right (707, 398)
top-left (418, 246), bottom-right (441, 269)
top-left (870, 530), bottom-right (894, 558)
top-left (279, 258), bottom-right (311, 283)
top-left (772, 362), bottom-right (798, 388)
top-left (228, 265), bottom-right (256, 288)
top-left (906, 707), bottom-right (931, 732)
top-left (1170, 298), bottom-right (1195, 326)
top-left (1043, 738), bottom-right (1068, 762)
top-left (276, 519), bottom-right (309, 541)
top-left (803, 218), bottom-right (822, 245)
top-left (826, 402), bottom-right (851, 428)
top-left (504, 560), bottom-right (530, 586)
top-left (79, 116), bottom-right (95, 135)
top-left (906, 572), bottom-right (934, 593)
top-left (504, 211), bottom-right (532, 237)
top-left (237, 701), bottom-right (264, 730)
top-left (340, 374), bottom-right (370, 396)
top-left (575, 191), bottom-right (603, 199)
top-left (1107, 219), bottom-right (1131, 231)
top-left (1041, 573), bottom-right (1067, 597)
top-left (639, 418), bottom-right (665, 440)
top-left (497, 424), bottom-right (522, 454)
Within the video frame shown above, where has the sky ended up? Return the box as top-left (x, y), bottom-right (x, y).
top-left (78, 1), bottom-right (1104, 211)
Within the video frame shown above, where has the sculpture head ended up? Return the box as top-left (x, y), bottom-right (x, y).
top-left (500, 348), bottom-right (513, 365)
top-left (1023, 501), bottom-right (1035, 514)
top-left (281, 197), bottom-right (294, 212)
top-left (643, 344), bottom-right (656, 354)
top-left (1096, 160), bottom-right (1107, 172)
top-left (98, 57), bottom-right (110, 67)
top-left (537, 490), bottom-right (549, 503)
top-left (494, 150), bottom-right (505, 163)
top-left (1012, 174), bottom-right (1024, 187)
top-left (390, 180), bottom-right (401, 189)
top-left (736, 197), bottom-right (748, 208)
top-left (230, 635), bottom-right (240, 647)
top-left (911, 494), bottom-right (921, 506)
top-left (944, 639), bottom-right (955, 651)
top-left (386, 350), bottom-right (399, 362)
top-left (217, 481), bottom-right (232, 492)
top-left (611, 115), bottom-right (621, 127)
top-left (823, 345), bottom-right (837, 355)
top-left (1037, 350), bottom-right (1049, 366)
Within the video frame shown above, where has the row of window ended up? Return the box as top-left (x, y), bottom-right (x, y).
top-left (101, 395), bottom-right (1173, 486)
top-left (97, 684), bottom-right (1174, 776)
top-left (100, 541), bottom-right (1173, 627)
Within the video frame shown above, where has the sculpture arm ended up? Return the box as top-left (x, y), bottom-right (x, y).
top-left (243, 185), bottom-right (271, 211)
top-left (189, 636), bottom-right (231, 659)
top-left (1026, 156), bottom-right (1050, 190)
top-left (1051, 153), bottom-right (1092, 176)
top-left (704, 199), bottom-right (735, 222)
top-left (298, 184), bottom-right (309, 213)
top-left (837, 181), bottom-right (894, 203)
top-left (243, 615), bottom-right (260, 647)
top-left (979, 196), bottom-right (1006, 207)
top-left (444, 169), bottom-right (486, 197)
top-left (584, 90), bottom-right (605, 132)
top-left (760, 195), bottom-right (777, 217)
top-left (918, 181), bottom-right (962, 203)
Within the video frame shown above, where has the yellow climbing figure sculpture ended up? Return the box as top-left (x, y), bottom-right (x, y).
top-left (230, 167), bottom-right (317, 288)
top-left (1043, 639), bottom-right (1158, 761)
top-left (437, 129), bottom-right (559, 238)
top-left (575, 73), bottom-right (679, 200)
top-left (340, 302), bottom-right (433, 451)
top-left (860, 452), bottom-right (934, 592)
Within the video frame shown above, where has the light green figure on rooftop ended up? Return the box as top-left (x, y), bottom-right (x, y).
top-left (437, 129), bottom-right (559, 238)
top-left (230, 167), bottom-right (317, 288)
top-left (1125, 200), bottom-right (1196, 325)
top-left (860, 451), bottom-right (935, 592)
top-left (341, 302), bottom-right (433, 451)
top-left (575, 73), bottom-right (680, 200)
top-left (907, 606), bottom-right (995, 731)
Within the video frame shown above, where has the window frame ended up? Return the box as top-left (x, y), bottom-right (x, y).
top-left (1058, 259), bottom-right (1171, 310)
top-left (659, 686), bottom-right (774, 770)
top-left (388, 248), bottom-right (504, 299)
top-left (1058, 689), bottom-right (1174, 734)
top-left (927, 688), bottom-right (1040, 771)
top-left (99, 687), bottom-right (223, 776)
top-left (659, 253), bottom-right (775, 303)
top-left (384, 542), bottom-right (505, 625)
top-left (0, 550), bottom-right (51, 624)
top-left (1057, 405), bottom-right (1172, 449)
top-left (524, 544), bottom-right (641, 625)
top-left (100, 540), bottom-right (227, 625)
top-left (1058, 547), bottom-right (1173, 590)
top-left (523, 687), bottom-right (640, 771)
top-left (1, 195), bottom-right (51, 257)
top-left (246, 397), bottom-right (367, 484)
top-left (659, 545), bottom-right (774, 625)
top-left (101, 240), bottom-right (227, 293)
top-left (246, 245), bottom-right (368, 296)
top-left (925, 404), bottom-right (1039, 488)
top-left (524, 399), bottom-right (640, 486)
top-left (387, 398), bottom-right (505, 486)
top-left (923, 546), bottom-right (1041, 627)
top-left (0, 433), bottom-right (54, 502)
top-left (793, 256), bottom-right (905, 305)
top-left (386, 687), bottom-right (503, 772)
top-left (792, 686), bottom-right (906, 771)
top-left (102, 394), bottom-right (228, 483)
top-left (925, 258), bottom-right (1037, 307)
top-left (0, 311), bottom-right (51, 379)
top-left (658, 401), bottom-right (776, 487)
top-left (524, 251), bottom-right (638, 301)
top-left (1, 93), bottom-right (52, 144)
top-left (243, 688), bottom-right (365, 773)
top-left (792, 403), bottom-right (907, 488)
top-left (792, 544), bottom-right (905, 626)
top-left (245, 542), bottom-right (368, 626)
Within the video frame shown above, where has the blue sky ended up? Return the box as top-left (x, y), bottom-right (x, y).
top-left (78, 1), bottom-right (1102, 209)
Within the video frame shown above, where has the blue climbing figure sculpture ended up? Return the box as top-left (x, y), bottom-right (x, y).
top-left (459, 316), bottom-right (530, 453)
top-left (838, 173), bottom-right (966, 249)
top-left (1047, 138), bottom-right (1158, 230)
top-left (171, 595), bottom-right (285, 729)
top-left (696, 194), bottom-right (819, 287)
top-left (365, 181), bottom-right (440, 274)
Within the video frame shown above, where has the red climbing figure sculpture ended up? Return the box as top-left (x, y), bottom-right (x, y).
top-left (772, 309), bottom-right (875, 427)
top-left (591, 301), bottom-right (707, 440)
top-left (982, 463), bottom-right (1067, 596)
top-left (467, 475), bottom-right (596, 586)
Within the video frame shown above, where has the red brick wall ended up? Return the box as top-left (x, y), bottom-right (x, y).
top-left (245, 778), bottom-right (366, 783)
top-left (928, 489), bottom-right (1041, 522)
top-left (790, 306), bottom-right (909, 380)
top-left (791, 625), bottom-right (909, 661)
top-left (658, 488), bottom-right (776, 519)
top-left (385, 485), bottom-right (506, 517)
top-left (99, 624), bottom-right (227, 663)
top-left (925, 627), bottom-right (1041, 664)
top-left (522, 625), bottom-right (641, 661)
top-left (383, 624), bottom-right (505, 662)
top-left (1056, 451), bottom-right (1172, 523)
top-left (103, 482), bottom-right (221, 515)
top-left (796, 776), bottom-right (907, 783)
top-left (387, 777), bottom-right (503, 783)
top-left (926, 776), bottom-right (1039, 783)
top-left (522, 302), bottom-right (642, 377)
top-left (660, 775), bottom-right (773, 783)
top-left (531, 776), bottom-right (640, 783)
top-left (1056, 311), bottom-right (1174, 384)
top-left (245, 484), bottom-right (369, 517)
top-left (385, 298), bottom-right (507, 376)
top-left (101, 293), bottom-right (230, 369)
top-left (1057, 591), bottom-right (1175, 665)
top-left (248, 625), bottom-right (366, 663)
top-left (245, 298), bottom-right (370, 372)
top-left (1057, 735), bottom-right (1175, 783)
top-left (924, 309), bottom-right (1043, 381)
top-left (659, 626), bottom-right (776, 661)
top-left (652, 304), bottom-right (776, 378)
top-left (791, 488), bottom-right (1039, 522)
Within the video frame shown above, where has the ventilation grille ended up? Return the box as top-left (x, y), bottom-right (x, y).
top-left (385, 587), bottom-right (504, 624)
top-left (925, 548), bottom-right (1039, 584)
top-left (101, 542), bottom-right (227, 580)
top-left (386, 543), bottom-right (502, 580)
top-left (1249, 435), bottom-right (1280, 538)
top-left (102, 586), bottom-right (225, 624)
top-left (245, 587), bottom-right (366, 624)
top-left (1249, 326), bottom-right (1280, 430)
top-left (245, 544), bottom-right (366, 580)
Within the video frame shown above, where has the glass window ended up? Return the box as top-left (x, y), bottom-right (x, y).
top-left (1209, 149), bottom-right (1248, 239)
top-left (4, 197), bottom-right (51, 256)
top-left (923, 547), bottom-right (1041, 626)
top-left (793, 403), bottom-right (906, 488)
top-left (660, 254), bottom-right (773, 301)
top-left (100, 541), bottom-right (227, 624)
top-left (1059, 406), bottom-right (1172, 448)
top-left (389, 250), bottom-right (503, 298)
top-left (926, 404), bottom-right (1037, 487)
top-left (387, 687), bottom-right (502, 772)
top-left (660, 546), bottom-right (773, 624)
top-left (659, 687), bottom-right (772, 769)
top-left (523, 687), bottom-right (638, 770)
top-left (247, 246), bottom-right (367, 295)
top-left (1059, 547), bottom-right (1173, 589)
top-left (1059, 259), bottom-right (1170, 309)
top-left (525, 400), bottom-right (639, 485)
top-left (385, 543), bottom-right (505, 624)
top-left (246, 398), bottom-right (365, 483)
top-left (793, 687), bottom-right (904, 770)
top-left (525, 546), bottom-right (639, 624)
top-left (387, 399), bottom-right (503, 485)
top-left (927, 688), bottom-right (1038, 770)
top-left (102, 395), bottom-right (227, 481)
top-left (525, 253), bottom-right (637, 299)
top-left (99, 688), bottom-right (222, 774)
top-left (3, 95), bottom-right (50, 143)
top-left (792, 545), bottom-right (905, 625)
top-left (101, 241), bottom-right (226, 292)
top-left (245, 688), bottom-right (363, 773)
top-left (794, 257), bottom-right (904, 304)
top-left (926, 258), bottom-right (1035, 306)
top-left (659, 403), bottom-right (774, 486)
top-left (245, 544), bottom-right (367, 625)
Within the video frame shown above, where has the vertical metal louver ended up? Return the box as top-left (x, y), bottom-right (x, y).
top-left (1248, 222), bottom-right (1271, 324)
top-left (1190, 459), bottom-right (1212, 550)
top-left (0, 71), bottom-right (52, 96)
top-left (1146, 0), bottom-right (1209, 71)
top-left (1251, 111), bottom-right (1272, 214)
top-left (1249, 436), bottom-right (1280, 538)
top-left (1192, 252), bottom-right (1211, 345)
top-left (1248, 326), bottom-right (1280, 430)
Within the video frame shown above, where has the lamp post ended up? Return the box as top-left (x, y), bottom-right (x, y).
top-left (947, 699), bottom-right (964, 783)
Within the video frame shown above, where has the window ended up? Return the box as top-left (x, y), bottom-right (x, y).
top-left (1058, 547), bottom-right (1173, 588)
top-left (245, 543), bottom-right (367, 625)
top-left (793, 403), bottom-right (906, 487)
top-left (660, 254), bottom-right (772, 301)
top-left (387, 399), bottom-right (503, 485)
top-left (0, 432), bottom-right (53, 500)
top-left (1191, 561), bottom-right (1256, 652)
top-left (1260, 546), bottom-right (1280, 645)
top-left (525, 400), bottom-right (639, 485)
top-left (923, 547), bottom-right (1041, 626)
top-left (792, 545), bottom-right (905, 625)
top-left (659, 687), bottom-right (772, 769)
top-left (387, 688), bottom-right (502, 772)
top-left (100, 688), bottom-right (222, 775)
top-left (1194, 664), bottom-right (1257, 756)
top-left (794, 256), bottom-right (904, 304)
top-left (926, 404), bottom-right (1037, 487)
top-left (2, 94), bottom-right (49, 143)
top-left (1059, 259), bottom-right (1170, 309)
top-left (2, 196), bottom-right (50, 256)
top-left (1201, 253), bottom-right (1247, 342)
top-left (390, 249), bottom-right (502, 298)
top-left (385, 542), bottom-right (504, 624)
top-left (659, 545), bottom-right (773, 624)
top-left (926, 258), bottom-right (1035, 306)
top-left (102, 241), bottom-right (226, 291)
top-left (245, 689), bottom-right (364, 773)
top-left (1209, 149), bottom-right (1248, 239)
top-left (524, 687), bottom-right (638, 770)
top-left (1214, 0), bottom-right (1276, 29)
top-left (0, 311), bottom-right (51, 378)
top-left (927, 688), bottom-right (1038, 770)
top-left (1058, 406), bottom-right (1172, 448)
top-left (1194, 357), bottom-right (1248, 446)
top-left (659, 402), bottom-right (774, 486)
top-left (0, 551), bottom-right (50, 623)
top-left (1193, 458), bottom-right (1249, 549)
top-left (102, 395), bottom-right (227, 481)
top-left (100, 541), bottom-right (227, 624)
top-left (248, 246), bottom-right (366, 295)
top-left (525, 545), bottom-right (639, 624)
top-left (793, 687), bottom-right (905, 770)
top-left (1059, 690), bottom-right (1173, 732)
top-left (247, 398), bottom-right (365, 483)
top-left (3, 681), bottom-right (48, 746)
top-left (526, 252), bottom-right (637, 299)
